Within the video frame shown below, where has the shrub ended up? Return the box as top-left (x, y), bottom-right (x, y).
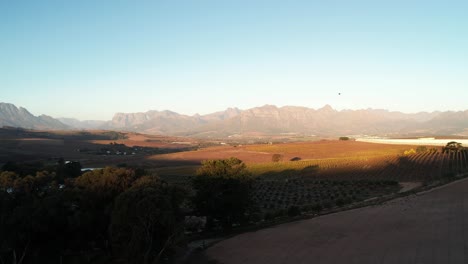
top-left (416, 146), bottom-right (427, 153)
top-left (287, 206), bottom-right (301, 217)
top-left (264, 212), bottom-right (275, 221)
top-left (404, 149), bottom-right (416, 155)
top-left (311, 203), bottom-right (323, 211)
top-left (335, 198), bottom-right (345, 207)
top-left (339, 137), bottom-right (350, 141)
top-left (271, 154), bottom-right (283, 162)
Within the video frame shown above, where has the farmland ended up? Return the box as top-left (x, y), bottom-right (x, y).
top-left (206, 176), bottom-right (468, 264)
top-left (3, 128), bottom-right (468, 263)
top-left (179, 139), bottom-right (468, 264)
top-left (151, 140), bottom-right (413, 165)
top-left (4, 128), bottom-right (467, 216)
top-left (357, 137), bottom-right (468, 146)
top-left (152, 140), bottom-right (468, 217)
top-left (0, 128), bottom-right (199, 167)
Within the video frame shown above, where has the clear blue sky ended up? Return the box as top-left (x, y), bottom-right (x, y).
top-left (1, 0), bottom-right (467, 120)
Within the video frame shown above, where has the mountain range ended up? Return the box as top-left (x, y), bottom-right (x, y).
top-left (1, 102), bottom-right (468, 137)
top-left (0, 103), bottom-right (69, 130)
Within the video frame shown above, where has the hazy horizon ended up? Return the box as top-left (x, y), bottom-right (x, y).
top-left (2, 1), bottom-right (467, 120)
top-left (3, 101), bottom-right (468, 122)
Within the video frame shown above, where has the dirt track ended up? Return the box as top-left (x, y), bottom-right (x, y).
top-left (207, 178), bottom-right (468, 264)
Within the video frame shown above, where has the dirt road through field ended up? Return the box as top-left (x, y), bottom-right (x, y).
top-left (207, 178), bottom-right (468, 264)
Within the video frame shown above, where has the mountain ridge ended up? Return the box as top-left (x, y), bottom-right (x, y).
top-left (2, 102), bottom-right (468, 137)
top-left (0, 103), bottom-right (69, 130)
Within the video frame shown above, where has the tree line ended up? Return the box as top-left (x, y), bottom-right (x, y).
top-left (0, 157), bottom-right (254, 264)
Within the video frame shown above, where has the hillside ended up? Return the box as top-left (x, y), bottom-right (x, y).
top-left (0, 103), bottom-right (68, 130)
top-left (3, 102), bottom-right (468, 137)
top-left (104, 105), bottom-right (467, 137)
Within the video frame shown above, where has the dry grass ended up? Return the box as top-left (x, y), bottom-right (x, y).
top-left (149, 141), bottom-right (416, 166)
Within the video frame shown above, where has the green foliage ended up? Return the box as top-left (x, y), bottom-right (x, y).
top-left (75, 167), bottom-right (137, 194)
top-left (0, 171), bottom-right (18, 190)
top-left (443, 141), bottom-right (464, 153)
top-left (1, 161), bottom-right (45, 177)
top-left (56, 159), bottom-right (82, 181)
top-left (111, 176), bottom-right (187, 264)
top-left (0, 176), bottom-right (73, 263)
top-left (429, 147), bottom-right (438, 153)
top-left (2, 159), bottom-right (82, 182)
top-left (1, 161), bottom-right (19, 173)
top-left (446, 141), bottom-right (462, 148)
top-left (416, 146), bottom-right (427, 153)
top-left (253, 179), bottom-right (400, 215)
top-left (287, 205), bottom-right (301, 216)
top-left (0, 164), bottom-right (190, 263)
top-left (195, 157), bottom-right (251, 180)
top-left (339, 136), bottom-right (350, 141)
top-left (193, 158), bottom-right (253, 230)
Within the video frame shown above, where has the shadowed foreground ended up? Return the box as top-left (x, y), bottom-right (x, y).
top-left (207, 179), bottom-right (468, 264)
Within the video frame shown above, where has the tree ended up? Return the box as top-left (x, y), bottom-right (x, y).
top-left (0, 171), bottom-right (18, 191)
top-left (0, 174), bottom-right (71, 264)
top-left (73, 167), bottom-right (138, 254)
top-left (192, 158), bottom-right (253, 230)
top-left (56, 160), bottom-right (82, 181)
top-left (339, 137), bottom-right (350, 141)
top-left (443, 141), bottom-right (464, 153)
top-left (75, 167), bottom-right (137, 195)
top-left (287, 205), bottom-right (301, 216)
top-left (416, 146), bottom-right (427, 153)
top-left (2, 161), bottom-right (19, 173)
top-left (110, 176), bottom-right (187, 264)
top-left (271, 154), bottom-right (283, 162)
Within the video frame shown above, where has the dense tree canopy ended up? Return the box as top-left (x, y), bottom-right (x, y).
top-left (110, 176), bottom-right (187, 264)
top-left (0, 164), bottom-right (188, 264)
top-left (192, 157), bottom-right (253, 230)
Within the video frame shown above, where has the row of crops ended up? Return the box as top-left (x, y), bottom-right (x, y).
top-left (157, 149), bottom-right (468, 216)
top-left (250, 150), bottom-right (468, 181)
top-left (250, 149), bottom-right (468, 214)
top-left (252, 178), bottom-right (399, 213)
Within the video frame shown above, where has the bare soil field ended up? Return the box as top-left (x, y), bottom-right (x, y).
top-left (207, 177), bottom-right (468, 264)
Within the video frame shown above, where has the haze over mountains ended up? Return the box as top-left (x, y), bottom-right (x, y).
top-left (0, 103), bottom-right (69, 130)
top-left (1, 102), bottom-right (468, 137)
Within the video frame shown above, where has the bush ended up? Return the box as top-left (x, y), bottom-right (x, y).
top-left (339, 137), bottom-right (350, 141)
top-left (287, 206), bottom-right (301, 217)
top-left (264, 212), bottom-right (275, 221)
top-left (271, 154), bottom-right (283, 162)
top-left (404, 149), bottom-right (416, 155)
top-left (312, 203), bottom-right (323, 211)
top-left (335, 198), bottom-right (345, 207)
top-left (416, 146), bottom-right (427, 153)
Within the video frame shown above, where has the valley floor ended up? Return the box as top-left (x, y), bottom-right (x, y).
top-left (206, 177), bottom-right (468, 264)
